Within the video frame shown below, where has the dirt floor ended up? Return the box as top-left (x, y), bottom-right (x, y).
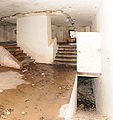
top-left (0, 63), bottom-right (110, 120)
top-left (0, 63), bottom-right (76, 120)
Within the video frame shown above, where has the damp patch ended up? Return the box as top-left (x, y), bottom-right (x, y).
top-left (0, 71), bottom-right (29, 91)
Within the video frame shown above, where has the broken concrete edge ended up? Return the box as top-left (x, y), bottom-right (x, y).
top-left (77, 72), bottom-right (102, 77)
top-left (0, 46), bottom-right (22, 69)
top-left (0, 9), bottom-right (63, 22)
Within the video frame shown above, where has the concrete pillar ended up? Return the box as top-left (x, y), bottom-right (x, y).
top-left (17, 14), bottom-right (54, 63)
top-left (94, 0), bottom-right (113, 118)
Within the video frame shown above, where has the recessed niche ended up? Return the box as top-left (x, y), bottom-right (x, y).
top-left (77, 76), bottom-right (96, 111)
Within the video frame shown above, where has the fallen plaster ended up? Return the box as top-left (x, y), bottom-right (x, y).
top-left (0, 71), bottom-right (29, 91)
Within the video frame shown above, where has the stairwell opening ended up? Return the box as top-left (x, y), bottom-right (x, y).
top-left (77, 76), bottom-right (96, 111)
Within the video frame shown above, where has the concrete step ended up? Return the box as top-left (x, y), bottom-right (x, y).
top-left (59, 44), bottom-right (76, 48)
top-left (14, 53), bottom-right (27, 59)
top-left (55, 59), bottom-right (76, 62)
top-left (17, 56), bottom-right (31, 62)
top-left (55, 60), bottom-right (77, 63)
top-left (59, 46), bottom-right (76, 48)
top-left (6, 48), bottom-right (21, 52)
top-left (58, 47), bottom-right (76, 51)
top-left (56, 54), bottom-right (77, 57)
top-left (56, 52), bottom-right (77, 55)
top-left (0, 43), bottom-right (17, 47)
top-left (56, 56), bottom-right (77, 59)
top-left (4, 45), bottom-right (18, 49)
top-left (10, 50), bottom-right (23, 55)
top-left (55, 57), bottom-right (77, 62)
top-left (57, 42), bottom-right (76, 45)
top-left (5, 46), bottom-right (20, 50)
top-left (21, 58), bottom-right (35, 65)
top-left (54, 60), bottom-right (77, 66)
top-left (58, 49), bottom-right (77, 52)
top-left (0, 41), bottom-right (16, 46)
top-left (57, 50), bottom-right (77, 54)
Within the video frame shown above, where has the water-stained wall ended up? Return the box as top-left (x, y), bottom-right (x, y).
top-left (52, 25), bottom-right (90, 43)
top-left (0, 23), bottom-right (16, 42)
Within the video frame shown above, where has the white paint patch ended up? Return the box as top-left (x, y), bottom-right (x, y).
top-left (59, 104), bottom-right (69, 119)
top-left (0, 71), bottom-right (29, 91)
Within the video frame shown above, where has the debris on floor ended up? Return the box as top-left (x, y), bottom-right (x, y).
top-left (77, 77), bottom-right (96, 111)
top-left (0, 63), bottom-right (76, 120)
top-left (0, 105), bottom-right (14, 119)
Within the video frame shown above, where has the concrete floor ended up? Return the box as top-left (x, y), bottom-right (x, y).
top-left (0, 63), bottom-right (109, 120)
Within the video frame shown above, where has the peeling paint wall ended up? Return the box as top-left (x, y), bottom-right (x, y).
top-left (0, 23), bottom-right (16, 42)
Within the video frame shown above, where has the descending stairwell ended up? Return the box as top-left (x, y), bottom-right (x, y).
top-left (54, 42), bottom-right (77, 66)
top-left (0, 41), bottom-right (35, 69)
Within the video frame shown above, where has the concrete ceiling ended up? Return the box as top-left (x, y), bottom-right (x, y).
top-left (0, 0), bottom-right (102, 26)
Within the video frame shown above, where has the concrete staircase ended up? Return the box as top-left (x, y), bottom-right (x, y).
top-left (54, 42), bottom-right (77, 66)
top-left (0, 41), bottom-right (35, 68)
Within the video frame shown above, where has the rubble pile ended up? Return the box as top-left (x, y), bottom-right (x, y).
top-left (77, 77), bottom-right (96, 111)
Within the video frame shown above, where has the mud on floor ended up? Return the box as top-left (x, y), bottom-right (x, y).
top-left (0, 63), bottom-right (76, 120)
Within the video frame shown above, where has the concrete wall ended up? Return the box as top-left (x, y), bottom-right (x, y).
top-left (52, 25), bottom-right (70, 42)
top-left (66, 74), bottom-right (77, 120)
top-left (78, 26), bottom-right (91, 32)
top-left (77, 32), bottom-right (101, 74)
top-left (0, 23), bottom-right (16, 42)
top-left (92, 0), bottom-right (113, 118)
top-left (17, 15), bottom-right (57, 64)
top-left (0, 25), bottom-right (4, 42)
top-left (52, 25), bottom-right (91, 43)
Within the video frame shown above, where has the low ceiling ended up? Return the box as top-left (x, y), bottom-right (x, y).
top-left (0, 0), bottom-right (102, 26)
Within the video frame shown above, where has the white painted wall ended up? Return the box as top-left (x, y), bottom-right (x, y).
top-left (77, 32), bottom-right (101, 73)
top-left (17, 15), bottom-right (57, 64)
top-left (66, 74), bottom-right (78, 120)
top-left (92, 0), bottom-right (113, 118)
